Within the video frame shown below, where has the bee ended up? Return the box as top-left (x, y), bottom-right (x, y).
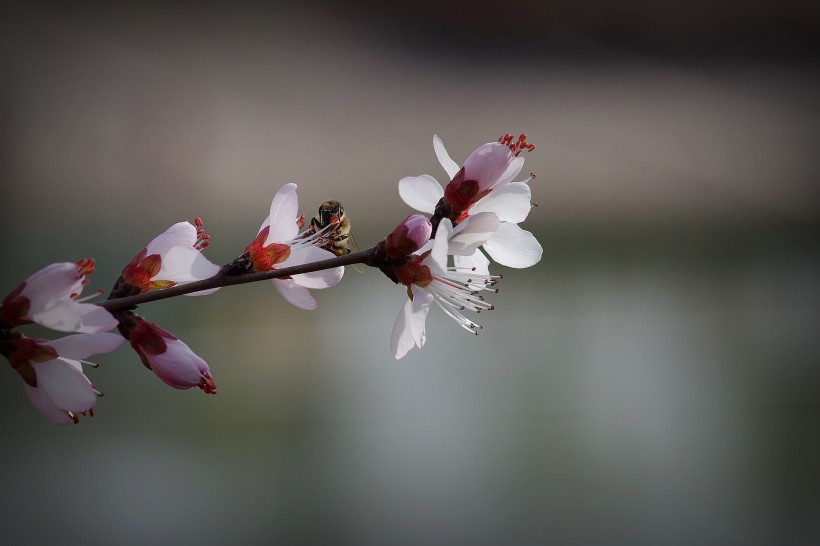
top-left (306, 200), bottom-right (364, 271)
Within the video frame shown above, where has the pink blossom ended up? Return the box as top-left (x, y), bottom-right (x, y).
top-left (246, 183), bottom-right (344, 310)
top-left (1, 333), bottom-right (123, 424)
top-left (384, 214), bottom-right (433, 258)
top-left (120, 219), bottom-right (220, 296)
top-left (399, 134), bottom-right (542, 270)
top-left (1, 259), bottom-right (118, 333)
top-left (121, 315), bottom-right (216, 393)
top-left (388, 218), bottom-right (501, 359)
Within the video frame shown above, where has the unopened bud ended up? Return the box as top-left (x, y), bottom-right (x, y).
top-left (384, 215), bottom-right (432, 258)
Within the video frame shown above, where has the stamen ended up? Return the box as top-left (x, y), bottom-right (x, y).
top-left (75, 288), bottom-right (105, 303)
top-left (75, 258), bottom-right (96, 276)
top-left (193, 218), bottom-right (212, 250)
top-left (498, 132), bottom-right (536, 157)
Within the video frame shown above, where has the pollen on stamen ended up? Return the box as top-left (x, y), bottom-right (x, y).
top-left (75, 258), bottom-right (96, 276)
top-left (499, 132), bottom-right (536, 157)
top-left (69, 412), bottom-right (79, 424)
top-left (194, 220), bottom-right (212, 250)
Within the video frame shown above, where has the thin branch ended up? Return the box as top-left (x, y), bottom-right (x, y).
top-left (98, 247), bottom-right (376, 312)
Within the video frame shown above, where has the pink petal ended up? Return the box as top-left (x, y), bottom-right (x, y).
top-left (145, 222), bottom-right (198, 257)
top-left (24, 384), bottom-right (74, 425)
top-left (398, 175), bottom-right (443, 214)
top-left (35, 358), bottom-right (97, 412)
top-left (45, 332), bottom-right (124, 360)
top-left (272, 278), bottom-right (318, 310)
top-left (449, 212), bottom-right (499, 255)
top-left (483, 223), bottom-right (543, 268)
top-left (23, 263), bottom-right (83, 314)
top-left (150, 339), bottom-right (209, 389)
top-left (470, 182), bottom-right (532, 223)
top-left (433, 135), bottom-right (460, 179)
top-left (463, 142), bottom-right (517, 192)
top-left (266, 183), bottom-right (300, 243)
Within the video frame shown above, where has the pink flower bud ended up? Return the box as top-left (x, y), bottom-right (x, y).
top-left (384, 215), bottom-right (432, 258)
top-left (122, 316), bottom-right (217, 394)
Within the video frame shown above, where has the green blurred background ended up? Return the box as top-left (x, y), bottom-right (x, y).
top-left (1, 2), bottom-right (819, 544)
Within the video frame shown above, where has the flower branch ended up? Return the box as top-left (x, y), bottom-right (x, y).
top-left (99, 247), bottom-right (377, 313)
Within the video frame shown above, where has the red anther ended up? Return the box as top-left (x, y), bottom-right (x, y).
top-left (296, 214), bottom-right (305, 229)
top-left (75, 258), bottom-right (96, 275)
top-left (194, 218), bottom-right (203, 227)
top-left (70, 292), bottom-right (79, 299)
top-left (200, 234), bottom-right (211, 240)
top-left (70, 413), bottom-right (79, 424)
top-left (89, 409), bottom-right (94, 417)
top-left (199, 241), bottom-right (210, 249)
top-left (518, 133), bottom-right (527, 142)
top-left (196, 228), bottom-right (204, 235)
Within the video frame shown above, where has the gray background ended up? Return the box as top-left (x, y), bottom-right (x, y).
top-left (1, 2), bottom-right (819, 544)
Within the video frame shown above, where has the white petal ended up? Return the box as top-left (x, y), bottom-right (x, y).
top-left (398, 175), bottom-right (442, 214)
top-left (463, 143), bottom-right (519, 191)
top-left (428, 219), bottom-right (451, 275)
top-left (156, 246), bottom-right (220, 283)
top-left (483, 223), bottom-right (543, 268)
top-left (25, 384), bottom-right (74, 425)
top-left (185, 287), bottom-right (221, 297)
top-left (272, 278), bottom-right (317, 310)
top-left (45, 332), bottom-right (125, 360)
top-left (449, 212), bottom-right (499, 255)
top-left (281, 247), bottom-right (345, 289)
top-left (433, 135), bottom-right (460, 179)
top-left (454, 250), bottom-right (491, 276)
top-left (266, 183), bottom-right (300, 243)
top-left (30, 300), bottom-right (119, 333)
top-left (23, 264), bottom-right (84, 319)
top-left (469, 182), bottom-right (532, 223)
top-left (145, 222), bottom-right (197, 256)
top-left (390, 288), bottom-right (433, 359)
top-left (35, 358), bottom-right (97, 412)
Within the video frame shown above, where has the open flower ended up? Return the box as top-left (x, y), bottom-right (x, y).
top-left (118, 219), bottom-right (219, 297)
top-left (118, 314), bottom-right (216, 393)
top-left (387, 217), bottom-right (501, 359)
top-left (0, 332), bottom-right (124, 424)
top-left (398, 134), bottom-right (542, 270)
top-left (245, 183), bottom-right (344, 310)
top-left (1, 259), bottom-right (118, 333)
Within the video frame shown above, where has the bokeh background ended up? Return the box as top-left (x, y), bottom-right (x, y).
top-left (1, 2), bottom-right (819, 544)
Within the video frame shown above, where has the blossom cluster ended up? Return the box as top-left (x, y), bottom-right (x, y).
top-left (0, 133), bottom-right (541, 425)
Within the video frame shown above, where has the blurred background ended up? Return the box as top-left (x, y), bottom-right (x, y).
top-left (1, 1), bottom-right (819, 544)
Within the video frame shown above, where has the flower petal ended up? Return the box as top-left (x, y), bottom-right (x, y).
top-left (150, 338), bottom-right (209, 389)
top-left (454, 249), bottom-right (491, 276)
top-left (469, 182), bottom-right (532, 223)
top-left (30, 299), bottom-right (119, 333)
top-left (272, 278), bottom-right (318, 310)
top-left (428, 219), bottom-right (452, 275)
top-left (463, 142), bottom-right (519, 192)
top-left (45, 332), bottom-right (125, 360)
top-left (281, 246), bottom-right (344, 289)
top-left (145, 222), bottom-right (198, 256)
top-left (433, 135), bottom-right (460, 179)
top-left (266, 183), bottom-right (300, 243)
top-left (449, 212), bottom-right (499, 255)
top-left (483, 223), bottom-right (543, 268)
top-left (24, 384), bottom-right (74, 425)
top-left (34, 358), bottom-right (97, 412)
top-left (156, 246), bottom-right (220, 284)
top-left (390, 288), bottom-right (433, 359)
top-left (399, 175), bottom-right (443, 214)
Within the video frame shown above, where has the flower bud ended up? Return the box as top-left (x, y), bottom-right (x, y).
top-left (120, 315), bottom-right (217, 393)
top-left (384, 215), bottom-right (432, 258)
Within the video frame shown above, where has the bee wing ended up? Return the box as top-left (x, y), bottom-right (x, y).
top-left (349, 232), bottom-right (365, 273)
